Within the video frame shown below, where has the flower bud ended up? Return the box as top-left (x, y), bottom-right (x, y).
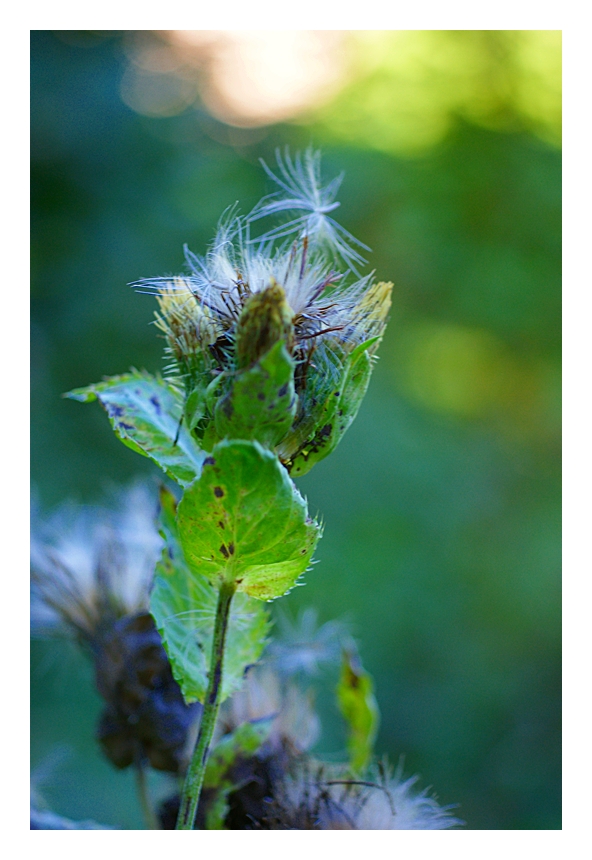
top-left (154, 279), bottom-right (221, 378)
top-left (235, 281), bottom-right (295, 369)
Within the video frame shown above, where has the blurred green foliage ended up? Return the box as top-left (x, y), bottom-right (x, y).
top-left (31, 31), bottom-right (560, 829)
top-left (316, 30), bottom-right (561, 154)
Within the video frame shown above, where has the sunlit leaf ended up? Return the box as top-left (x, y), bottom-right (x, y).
top-left (65, 371), bottom-right (206, 486)
top-left (177, 440), bottom-right (321, 601)
top-left (336, 642), bottom-right (380, 774)
top-left (150, 487), bottom-right (271, 704)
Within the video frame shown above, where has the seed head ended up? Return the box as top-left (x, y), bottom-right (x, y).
top-left (135, 149), bottom-right (393, 472)
top-left (30, 483), bottom-right (162, 640)
top-left (264, 760), bottom-right (462, 830)
top-left (30, 484), bottom-right (198, 774)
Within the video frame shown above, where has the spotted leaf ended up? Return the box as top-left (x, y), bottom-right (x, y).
top-left (66, 371), bottom-right (206, 486)
top-left (282, 338), bottom-right (379, 477)
top-left (177, 440), bottom-right (320, 600)
top-left (150, 486), bottom-right (271, 704)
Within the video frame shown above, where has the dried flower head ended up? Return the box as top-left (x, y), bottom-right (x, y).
top-left (137, 149), bottom-right (392, 475)
top-left (217, 663), bottom-right (321, 755)
top-left (267, 606), bottom-right (347, 677)
top-left (263, 760), bottom-right (462, 830)
top-left (31, 483), bottom-right (198, 774)
top-left (31, 483), bottom-right (163, 640)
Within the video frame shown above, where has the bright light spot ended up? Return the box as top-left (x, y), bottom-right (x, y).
top-left (168, 30), bottom-right (346, 127)
top-left (512, 30), bottom-right (562, 147)
top-left (117, 31), bottom-right (561, 153)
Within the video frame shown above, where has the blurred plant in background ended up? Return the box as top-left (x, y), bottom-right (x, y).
top-left (31, 30), bottom-right (561, 829)
top-left (31, 485), bottom-right (460, 830)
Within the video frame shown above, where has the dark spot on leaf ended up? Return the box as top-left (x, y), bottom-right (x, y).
top-left (214, 486), bottom-right (224, 498)
top-left (257, 392), bottom-right (265, 401)
top-left (278, 383), bottom-right (288, 397)
top-left (320, 423), bottom-right (332, 438)
top-left (108, 404), bottom-right (124, 417)
top-left (118, 422), bottom-right (134, 431)
top-left (334, 391), bottom-right (340, 396)
top-left (149, 395), bottom-right (161, 414)
top-left (235, 578), bottom-right (243, 585)
top-left (220, 544), bottom-right (229, 559)
top-left (168, 547), bottom-right (174, 560)
top-left (204, 456), bottom-right (216, 466)
top-left (228, 542), bottom-right (235, 556)
top-left (218, 520), bottom-right (225, 529)
top-left (338, 410), bottom-right (344, 417)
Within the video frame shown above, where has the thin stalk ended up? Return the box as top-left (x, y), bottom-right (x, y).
top-left (176, 579), bottom-right (236, 830)
top-left (134, 754), bottom-right (159, 830)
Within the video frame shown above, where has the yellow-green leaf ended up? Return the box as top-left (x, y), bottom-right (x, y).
top-left (336, 643), bottom-right (380, 774)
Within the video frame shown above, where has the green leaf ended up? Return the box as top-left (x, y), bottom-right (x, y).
top-left (203, 721), bottom-right (272, 829)
top-left (65, 371), bottom-right (206, 486)
top-left (282, 339), bottom-right (379, 478)
top-left (150, 487), bottom-right (271, 704)
top-left (336, 642), bottom-right (380, 775)
top-left (183, 386), bottom-right (205, 432)
top-left (214, 341), bottom-right (297, 448)
top-left (177, 440), bottom-right (321, 601)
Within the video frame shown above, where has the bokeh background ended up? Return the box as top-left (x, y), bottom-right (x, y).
top-left (30, 30), bottom-right (561, 829)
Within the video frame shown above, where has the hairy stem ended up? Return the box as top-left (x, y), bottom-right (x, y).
top-left (176, 579), bottom-right (236, 830)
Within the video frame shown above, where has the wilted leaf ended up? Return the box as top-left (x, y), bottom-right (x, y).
top-left (177, 440), bottom-right (320, 600)
top-left (66, 371), bottom-right (206, 486)
top-left (150, 486), bottom-right (271, 703)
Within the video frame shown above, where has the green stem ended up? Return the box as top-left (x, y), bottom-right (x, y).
top-left (176, 579), bottom-right (236, 830)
